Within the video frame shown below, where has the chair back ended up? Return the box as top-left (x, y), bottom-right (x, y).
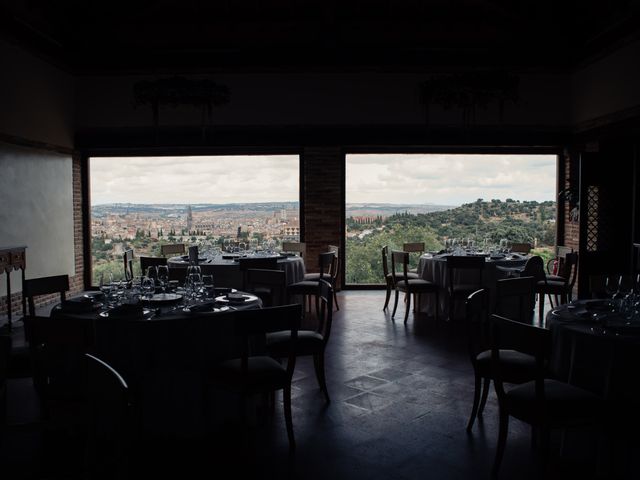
top-left (123, 249), bottom-right (134, 281)
top-left (246, 269), bottom-right (287, 306)
top-left (328, 245), bottom-right (340, 284)
top-left (316, 279), bottom-right (334, 344)
top-left (139, 256), bottom-right (167, 275)
top-left (403, 242), bottom-right (425, 254)
top-left (381, 246), bottom-right (390, 279)
top-left (446, 255), bottom-right (485, 292)
top-left (561, 252), bottom-right (579, 289)
top-left (85, 353), bottom-right (130, 480)
top-left (390, 251), bottom-right (410, 284)
top-left (521, 255), bottom-right (545, 283)
top-left (465, 289), bottom-right (490, 362)
top-left (495, 277), bottom-right (536, 324)
top-left (490, 314), bottom-right (550, 406)
top-left (23, 274), bottom-right (70, 316)
top-left (282, 242), bottom-right (306, 258)
top-left (510, 242), bottom-right (532, 254)
top-left (317, 251), bottom-right (336, 281)
top-left (160, 243), bottom-right (185, 257)
top-left (234, 304), bottom-right (302, 378)
top-left (547, 245), bottom-right (573, 274)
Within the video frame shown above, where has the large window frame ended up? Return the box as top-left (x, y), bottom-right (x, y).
top-left (82, 148), bottom-right (304, 289)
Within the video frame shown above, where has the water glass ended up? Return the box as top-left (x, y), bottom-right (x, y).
top-left (157, 265), bottom-right (169, 294)
top-left (141, 276), bottom-right (156, 301)
top-left (202, 274), bottom-right (215, 300)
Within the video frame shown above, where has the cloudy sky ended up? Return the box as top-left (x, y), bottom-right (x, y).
top-left (347, 154), bottom-right (557, 205)
top-left (91, 153), bottom-right (557, 206)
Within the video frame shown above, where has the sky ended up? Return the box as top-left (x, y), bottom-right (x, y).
top-left (347, 154), bottom-right (557, 205)
top-left (90, 153), bottom-right (557, 206)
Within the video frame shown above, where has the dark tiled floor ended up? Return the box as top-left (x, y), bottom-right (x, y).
top-left (1, 292), bottom-right (627, 479)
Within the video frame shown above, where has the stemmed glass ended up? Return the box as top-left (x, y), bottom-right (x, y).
top-left (99, 272), bottom-right (114, 306)
top-left (157, 265), bottom-right (169, 297)
top-left (141, 276), bottom-right (156, 303)
top-left (202, 274), bottom-right (215, 300)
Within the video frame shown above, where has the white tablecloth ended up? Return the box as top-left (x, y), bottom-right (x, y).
top-left (417, 253), bottom-right (528, 318)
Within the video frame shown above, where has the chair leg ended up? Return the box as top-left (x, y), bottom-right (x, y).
top-left (434, 290), bottom-right (439, 322)
top-left (392, 291), bottom-right (400, 318)
top-left (538, 292), bottom-right (545, 323)
top-left (333, 288), bottom-right (340, 311)
top-left (283, 386), bottom-right (295, 452)
top-left (492, 409), bottom-right (509, 478)
top-left (313, 353), bottom-right (330, 403)
top-left (467, 371), bottom-right (482, 432)
top-left (404, 291), bottom-right (411, 324)
top-left (478, 377), bottom-right (491, 415)
top-left (383, 280), bottom-right (392, 310)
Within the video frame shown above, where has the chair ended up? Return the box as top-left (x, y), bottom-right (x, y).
top-left (22, 274), bottom-right (70, 316)
top-left (545, 245), bottom-right (573, 279)
top-left (304, 245), bottom-right (340, 310)
top-left (210, 304), bottom-right (301, 451)
top-left (509, 242), bottom-right (532, 254)
top-left (403, 242), bottom-right (425, 273)
top-left (490, 314), bottom-right (604, 477)
top-left (267, 280), bottom-right (333, 402)
top-left (535, 252), bottom-right (579, 321)
top-left (237, 257), bottom-right (278, 291)
top-left (446, 256), bottom-right (485, 321)
top-left (23, 314), bottom-right (94, 422)
top-left (85, 353), bottom-right (131, 480)
top-left (139, 256), bottom-right (167, 276)
top-left (246, 269), bottom-right (287, 307)
top-left (465, 290), bottom-right (538, 432)
top-left (160, 243), bottom-right (186, 257)
top-left (494, 277), bottom-right (536, 324)
top-left (123, 249), bottom-right (134, 281)
top-left (188, 245), bottom-right (199, 265)
top-left (391, 251), bottom-right (439, 324)
top-left (282, 242), bottom-right (306, 259)
top-left (288, 251), bottom-right (336, 314)
top-left (382, 246), bottom-right (418, 311)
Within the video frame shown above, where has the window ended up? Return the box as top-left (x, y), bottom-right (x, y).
top-left (345, 153), bottom-right (558, 284)
top-left (89, 155), bottom-right (300, 284)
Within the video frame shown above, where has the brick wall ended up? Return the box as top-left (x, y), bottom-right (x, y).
top-left (563, 150), bottom-right (580, 251)
top-left (302, 147), bottom-right (343, 288)
top-left (0, 149), bottom-right (84, 318)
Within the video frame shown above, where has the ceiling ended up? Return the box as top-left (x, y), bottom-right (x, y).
top-left (2, 0), bottom-right (639, 73)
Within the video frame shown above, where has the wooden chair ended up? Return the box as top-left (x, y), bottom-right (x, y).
top-left (304, 245), bottom-right (340, 310)
top-left (465, 290), bottom-right (538, 432)
top-left (123, 249), bottom-right (134, 281)
top-left (382, 245), bottom-right (418, 311)
top-left (188, 245), bottom-right (199, 265)
top-left (22, 274), bottom-right (70, 316)
top-left (139, 256), bottom-right (167, 276)
top-left (490, 314), bottom-right (604, 477)
top-left (267, 280), bottom-right (334, 402)
top-left (545, 245), bottom-right (573, 279)
top-left (282, 242), bottom-right (306, 259)
top-left (160, 243), bottom-right (186, 257)
top-left (246, 268), bottom-right (287, 307)
top-left (403, 242), bottom-right (425, 273)
top-left (210, 304), bottom-right (301, 451)
top-left (509, 242), bottom-right (532, 254)
top-left (85, 353), bottom-right (131, 480)
top-left (446, 256), bottom-right (485, 321)
top-left (288, 251), bottom-right (335, 315)
top-left (237, 257), bottom-right (278, 291)
top-left (494, 276), bottom-right (536, 325)
top-left (535, 252), bottom-right (579, 321)
top-left (391, 251), bottom-right (439, 324)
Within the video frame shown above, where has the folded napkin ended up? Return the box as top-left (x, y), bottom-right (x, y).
top-left (108, 303), bottom-right (145, 319)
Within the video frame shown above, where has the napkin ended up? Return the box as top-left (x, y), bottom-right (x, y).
top-left (60, 296), bottom-right (97, 313)
top-left (187, 301), bottom-right (217, 313)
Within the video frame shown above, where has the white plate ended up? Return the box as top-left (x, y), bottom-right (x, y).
top-left (215, 294), bottom-right (258, 304)
top-left (99, 308), bottom-right (152, 318)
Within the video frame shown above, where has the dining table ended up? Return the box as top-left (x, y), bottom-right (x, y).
top-left (50, 290), bottom-right (264, 438)
top-left (167, 253), bottom-right (305, 289)
top-left (417, 252), bottom-right (529, 317)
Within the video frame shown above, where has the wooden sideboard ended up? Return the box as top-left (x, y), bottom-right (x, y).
top-left (0, 245), bottom-right (26, 330)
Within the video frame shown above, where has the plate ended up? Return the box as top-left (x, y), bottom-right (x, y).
top-left (215, 293), bottom-right (258, 304)
top-left (148, 293), bottom-right (182, 303)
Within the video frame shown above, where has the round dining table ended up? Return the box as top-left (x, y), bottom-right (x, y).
top-left (167, 253), bottom-right (305, 289)
top-left (546, 299), bottom-right (640, 418)
top-left (51, 291), bottom-right (264, 438)
top-left (417, 252), bottom-right (529, 317)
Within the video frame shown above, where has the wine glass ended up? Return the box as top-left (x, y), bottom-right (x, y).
top-left (202, 274), bottom-right (215, 300)
top-left (99, 272), bottom-right (114, 305)
top-left (188, 272), bottom-right (202, 303)
top-left (141, 276), bottom-right (156, 302)
top-left (157, 265), bottom-right (169, 296)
